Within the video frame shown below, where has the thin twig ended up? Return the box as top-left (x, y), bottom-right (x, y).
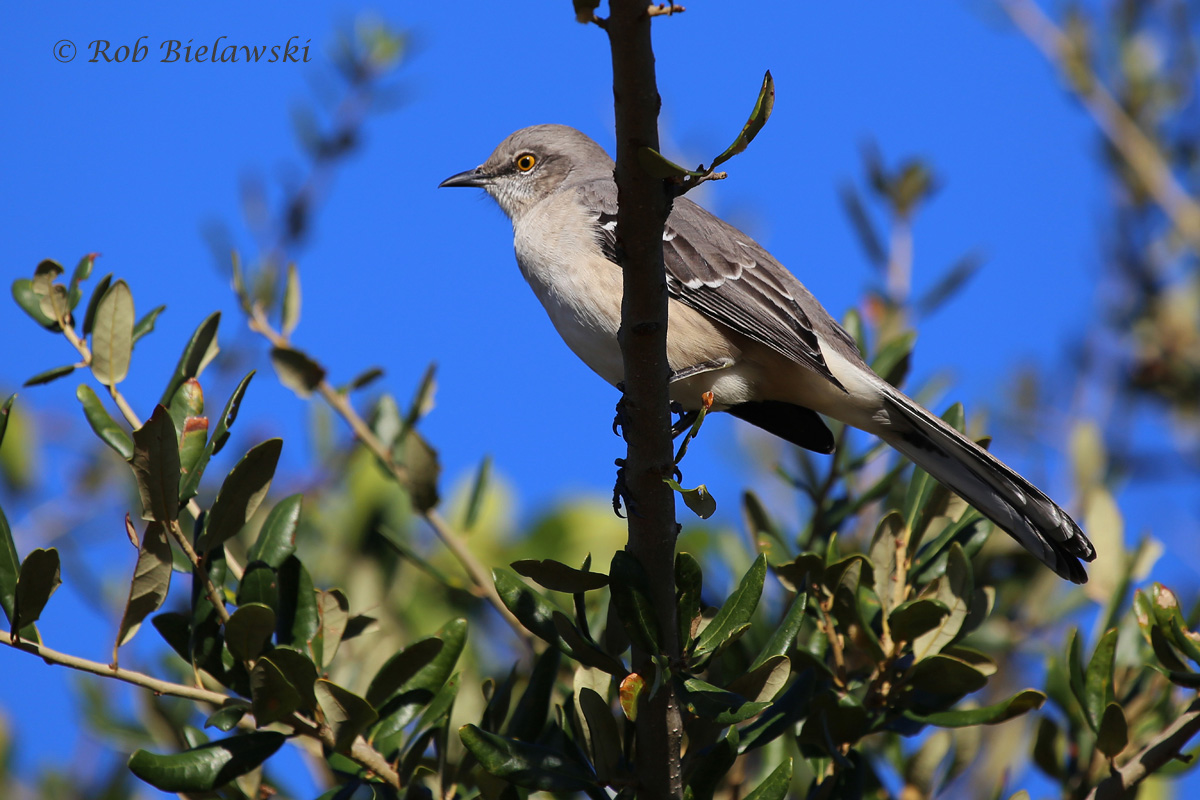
top-left (1000, 0), bottom-right (1200, 248)
top-left (0, 629), bottom-right (402, 789)
top-left (167, 518), bottom-right (231, 624)
top-left (246, 306), bottom-right (531, 647)
top-left (646, 3), bottom-right (686, 17)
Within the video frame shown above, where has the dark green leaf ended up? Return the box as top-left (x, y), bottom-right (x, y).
top-left (1032, 717), bottom-right (1063, 780)
top-left (130, 405), bottom-right (180, 523)
top-left (727, 655), bottom-right (791, 706)
top-left (68, 253), bottom-right (97, 309)
top-left (152, 611), bottom-right (191, 663)
top-left (906, 689), bottom-right (1045, 727)
top-left (370, 618), bottom-right (468, 746)
top-left (494, 568), bottom-right (566, 646)
top-left (14, 547), bottom-right (62, 635)
top-left (686, 727), bottom-right (738, 800)
top-left (275, 555), bottom-right (318, 649)
top-left (205, 703), bottom-right (249, 732)
top-left (676, 551), bottom-right (703, 648)
top-left (270, 346), bottom-right (325, 398)
top-left (1085, 628), bottom-right (1119, 732)
top-left (247, 494), bottom-right (302, 568)
top-left (315, 680), bottom-right (378, 754)
top-left (683, 677), bottom-right (769, 724)
top-left (167, 378), bottom-right (204, 440)
top-left (577, 687), bottom-right (620, 782)
top-left (178, 371), bottom-right (256, 504)
top-left (552, 612), bottom-right (627, 675)
top-left (608, 551), bottom-right (661, 655)
top-left (0, 395), bottom-right (12, 450)
top-left (710, 70), bottom-right (775, 170)
top-left (342, 366), bottom-right (384, 393)
top-left (916, 252), bottom-right (984, 318)
top-left (237, 562), bottom-right (278, 610)
top-left (23, 364), bottom-right (77, 387)
top-left (397, 429), bottom-right (440, 513)
top-left (0, 506), bottom-right (38, 644)
top-left (250, 657), bottom-right (302, 726)
top-left (264, 648), bottom-right (318, 710)
top-left (1096, 702), bottom-right (1128, 759)
top-left (90, 280), bottom-right (135, 386)
top-left (512, 559), bottom-right (609, 593)
top-left (664, 477), bottom-right (717, 519)
top-left (744, 758), bottom-right (793, 800)
top-left (365, 638), bottom-right (445, 708)
top-left (695, 553), bottom-right (767, 657)
top-left (458, 725), bottom-right (594, 792)
top-left (197, 439), bottom-right (282, 551)
top-left (226, 603), bottom-right (276, 661)
top-left (573, 0), bottom-right (600, 24)
top-left (114, 521), bottom-right (172, 656)
top-left (81, 273), bottom-right (113, 336)
top-left (506, 648), bottom-right (559, 742)
top-left (160, 311), bottom-right (220, 407)
top-left (749, 590), bottom-right (806, 670)
top-left (913, 544), bottom-right (972, 659)
top-left (127, 731), bottom-right (286, 792)
top-left (75, 384), bottom-right (133, 459)
top-left (463, 455), bottom-right (491, 531)
top-left (908, 654), bottom-right (988, 697)
top-left (637, 147), bottom-right (698, 180)
top-left (132, 304), bottom-right (166, 345)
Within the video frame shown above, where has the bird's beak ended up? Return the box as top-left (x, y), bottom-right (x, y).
top-left (438, 166), bottom-right (491, 188)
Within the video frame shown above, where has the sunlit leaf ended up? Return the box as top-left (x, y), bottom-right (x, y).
top-left (160, 311), bottom-right (220, 407)
top-left (459, 725), bottom-right (594, 792)
top-left (129, 405), bottom-right (181, 523)
top-left (14, 547), bottom-right (62, 636)
top-left (695, 553), bottom-right (766, 657)
top-left (90, 280), bottom-right (135, 386)
top-left (710, 70), bottom-right (775, 170)
top-left (76, 384), bottom-right (133, 460)
top-left (281, 263), bottom-right (301, 336)
top-left (127, 732), bottom-right (286, 792)
top-left (197, 439), bottom-right (282, 551)
top-left (270, 346), bottom-right (325, 398)
top-left (113, 521), bottom-right (172, 659)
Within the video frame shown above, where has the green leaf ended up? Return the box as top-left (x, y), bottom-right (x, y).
top-left (676, 551), bottom-right (703, 648)
top-left (23, 364), bottom-right (78, 387)
top-left (638, 147), bottom-right (698, 180)
top-left (749, 590), bottom-right (806, 670)
top-left (113, 521), bottom-right (172, 657)
top-left (167, 378), bottom-right (204, 440)
top-left (275, 556), bottom-right (317, 649)
top-left (552, 612), bottom-right (627, 675)
top-left (315, 680), bottom-right (378, 754)
top-left (463, 454), bottom-right (491, 531)
top-left (458, 725), bottom-right (595, 792)
top-left (1084, 628), bottom-right (1119, 732)
top-left (204, 703), bottom-right (249, 733)
top-left (872, 331), bottom-right (917, 389)
top-left (695, 553), bottom-right (767, 657)
top-left (744, 758), bottom-right (793, 800)
top-left (0, 507), bottom-right (39, 644)
top-left (246, 494), bottom-right (302, 568)
top-left (270, 346), bottom-right (325, 398)
top-left (710, 70), bottom-right (775, 170)
top-left (127, 732), bottom-right (286, 792)
top-left (132, 304), bottom-right (166, 344)
top-left (14, 547), bottom-right (62, 635)
top-left (67, 253), bottom-right (97, 309)
top-left (281, 263), bottom-right (301, 336)
top-left (686, 727), bottom-right (738, 800)
top-left (342, 366), bottom-right (384, 393)
top-left (12, 278), bottom-right (60, 330)
top-left (237, 562), bottom-right (278, 610)
top-left (81, 274), bottom-right (113, 336)
top-left (76, 384), bottom-right (133, 460)
top-left (682, 679), bottom-right (769, 725)
top-left (197, 439), bottom-right (282, 551)
top-left (870, 512), bottom-right (907, 615)
top-left (261, 648), bottom-right (318, 710)
top-left (1096, 702), bottom-right (1128, 759)
top-left (397, 428), bottom-right (440, 513)
top-left (576, 686), bottom-right (620, 782)
top-left (608, 551), bottom-right (661, 655)
top-left (225, 603), bottom-right (276, 661)
top-left (250, 657), bottom-right (303, 726)
top-left (370, 618), bottom-right (468, 747)
top-left (311, 588), bottom-right (350, 669)
top-left (160, 311), bottom-right (220, 407)
top-left (908, 654), bottom-right (988, 697)
top-left (0, 394), bottom-right (12, 450)
top-left (90, 280), bottom-right (135, 386)
top-left (912, 544), bottom-right (972, 660)
top-left (506, 648), bottom-right (559, 742)
top-left (512, 559), bottom-right (609, 593)
top-left (365, 638), bottom-right (445, 708)
top-left (727, 654), bottom-right (791, 705)
top-left (906, 689), bottom-right (1045, 727)
top-left (178, 370), bottom-right (256, 504)
top-left (130, 405), bottom-right (181, 523)
top-left (494, 568), bottom-right (566, 646)
top-left (664, 477), bottom-right (717, 519)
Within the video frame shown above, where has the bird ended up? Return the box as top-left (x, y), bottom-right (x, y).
top-left (439, 124), bottom-right (1095, 583)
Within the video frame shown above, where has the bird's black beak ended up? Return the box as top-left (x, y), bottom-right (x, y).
top-left (438, 166), bottom-right (491, 188)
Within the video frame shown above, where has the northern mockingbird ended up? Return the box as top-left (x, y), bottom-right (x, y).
top-left (440, 124), bottom-right (1095, 583)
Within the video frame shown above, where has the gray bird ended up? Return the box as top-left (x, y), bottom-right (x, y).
top-left (440, 124), bottom-right (1095, 583)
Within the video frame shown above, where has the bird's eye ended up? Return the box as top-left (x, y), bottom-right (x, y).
top-left (515, 154), bottom-right (536, 172)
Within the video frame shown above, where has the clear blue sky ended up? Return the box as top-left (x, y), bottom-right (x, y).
top-left (2, 0), bottom-right (1194, 794)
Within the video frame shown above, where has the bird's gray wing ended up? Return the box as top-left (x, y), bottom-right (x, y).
top-left (578, 181), bottom-right (858, 390)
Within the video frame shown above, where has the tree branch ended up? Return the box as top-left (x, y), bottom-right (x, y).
top-left (605, 2), bottom-right (683, 797)
top-left (1089, 696), bottom-right (1200, 800)
top-left (999, 0), bottom-right (1200, 249)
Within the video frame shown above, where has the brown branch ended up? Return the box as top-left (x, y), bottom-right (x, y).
top-left (167, 518), bottom-right (231, 625)
top-left (646, 3), bottom-right (685, 17)
top-left (246, 306), bottom-right (531, 648)
top-left (1000, 0), bottom-right (1200, 249)
top-left (1088, 696), bottom-right (1200, 800)
top-left (605, 2), bottom-right (684, 798)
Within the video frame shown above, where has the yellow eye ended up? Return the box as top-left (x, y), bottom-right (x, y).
top-left (516, 154), bottom-right (536, 172)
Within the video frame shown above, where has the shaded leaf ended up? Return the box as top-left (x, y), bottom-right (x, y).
top-left (512, 559), bottom-right (609, 593)
top-left (912, 543), bottom-right (971, 659)
top-left (127, 732), bottom-right (286, 792)
top-left (81, 273), bottom-right (113, 336)
top-left (225, 603), bottom-right (276, 661)
top-left (576, 685), bottom-right (620, 782)
top-left (129, 405), bottom-right (181, 523)
top-left (275, 556), bottom-right (318, 649)
top-left (676, 551), bottom-right (703, 648)
top-left (608, 551), bottom-right (661, 654)
top-left (365, 638), bottom-right (445, 708)
top-left (315, 680), bottom-right (378, 754)
top-left (906, 689), bottom-right (1045, 727)
top-left (205, 703), bottom-right (249, 733)
top-left (14, 547), bottom-right (62, 635)
top-left (506, 648), bottom-right (559, 742)
top-left (1085, 628), bottom-right (1119, 732)
top-left (77, 384), bottom-right (133, 460)
top-left (311, 588), bottom-right (350, 669)
top-left (0, 395), bottom-right (12, 449)
top-left (197, 439), bottom-right (283, 551)
top-left (744, 758), bottom-right (793, 800)
top-left (458, 725), bottom-right (594, 792)
top-left (67, 253), bottom-right (96, 308)
top-left (494, 568), bottom-right (565, 647)
top-left (342, 366), bottom-right (384, 393)
top-left (270, 346), bottom-right (325, 398)
top-left (463, 455), bottom-right (491, 531)
top-left (1096, 702), bottom-right (1128, 759)
top-left (90, 280), bottom-right (135, 386)
top-left (24, 364), bottom-right (77, 387)
top-left (281, 263), bottom-right (301, 336)
top-left (262, 648), bottom-right (318, 710)
top-left (12, 278), bottom-right (60, 330)
top-left (113, 521), bottom-right (172, 658)
top-left (250, 657), bottom-right (302, 726)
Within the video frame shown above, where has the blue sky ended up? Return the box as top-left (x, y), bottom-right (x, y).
top-left (3, 0), bottom-right (1195, 794)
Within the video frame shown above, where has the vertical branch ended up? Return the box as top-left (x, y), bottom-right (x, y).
top-left (604, 2), bottom-right (683, 798)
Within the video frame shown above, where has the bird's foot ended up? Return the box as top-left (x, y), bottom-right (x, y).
top-left (612, 458), bottom-right (633, 518)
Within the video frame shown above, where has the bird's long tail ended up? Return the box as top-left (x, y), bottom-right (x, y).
top-left (875, 386), bottom-right (1095, 583)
